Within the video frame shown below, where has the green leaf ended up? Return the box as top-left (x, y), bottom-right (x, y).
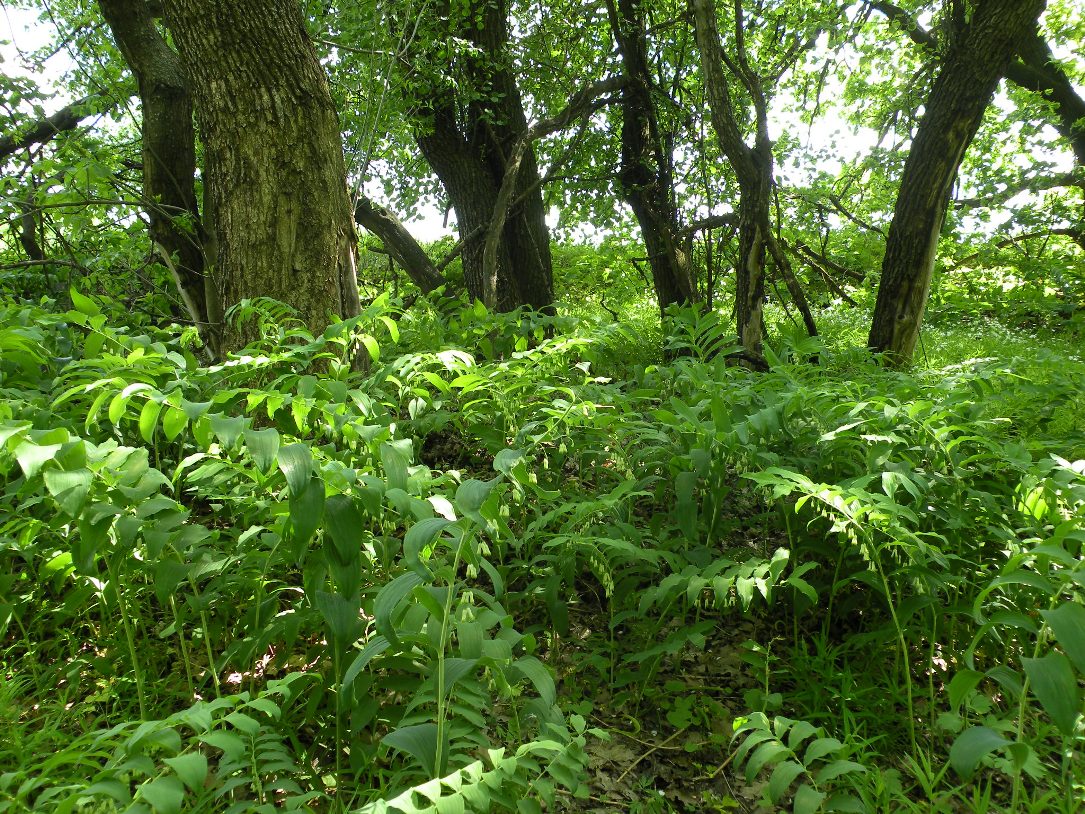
top-left (244, 427), bottom-right (280, 474)
top-left (381, 439), bottom-right (413, 491)
top-left (1023, 652), bottom-right (1081, 736)
top-left (324, 495), bottom-right (365, 566)
top-left (793, 783), bottom-right (826, 814)
top-left (136, 775), bottom-right (184, 814)
top-left (44, 467), bottom-right (92, 517)
top-left (139, 399), bottom-right (163, 443)
top-left (745, 740), bottom-right (788, 782)
top-left (161, 406), bottom-right (188, 441)
top-left (14, 440), bottom-right (61, 479)
top-left (1041, 602), bottom-right (1085, 674)
top-left (674, 470), bottom-right (697, 539)
top-left (404, 517), bottom-right (451, 580)
top-left (768, 760), bottom-right (805, 803)
top-left (200, 731), bottom-right (246, 759)
top-left (224, 711), bottom-right (261, 735)
top-left (341, 635), bottom-right (390, 693)
top-left (493, 448), bottom-right (525, 476)
top-left (180, 398), bottom-right (211, 421)
top-left (278, 443), bottom-right (313, 498)
top-left (948, 669), bottom-right (985, 712)
top-left (785, 720), bottom-right (819, 751)
top-left (108, 392), bottom-right (130, 425)
top-left (209, 413), bottom-right (246, 451)
top-left (315, 590), bottom-right (362, 643)
top-left (375, 571), bottom-right (425, 642)
top-left (70, 287), bottom-right (101, 316)
top-left (455, 478), bottom-right (495, 526)
top-left (383, 723), bottom-right (439, 777)
top-left (814, 759), bottom-right (866, 783)
top-left (289, 475), bottom-right (325, 554)
top-left (360, 333), bottom-right (380, 361)
top-left (512, 656), bottom-right (556, 706)
top-left (950, 726), bottom-right (1010, 778)
top-left (163, 752), bottom-right (208, 793)
top-left (442, 658), bottom-right (478, 696)
top-left (153, 560), bottom-right (190, 604)
top-left (803, 737), bottom-right (842, 764)
top-left (0, 421), bottom-right (31, 448)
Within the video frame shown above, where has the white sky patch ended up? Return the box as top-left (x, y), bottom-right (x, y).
top-left (1, 5), bottom-right (60, 84)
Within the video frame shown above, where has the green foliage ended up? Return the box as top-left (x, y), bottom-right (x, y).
top-left (3, 284), bottom-right (1085, 812)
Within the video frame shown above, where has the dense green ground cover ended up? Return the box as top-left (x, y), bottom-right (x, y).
top-left (1, 274), bottom-right (1083, 813)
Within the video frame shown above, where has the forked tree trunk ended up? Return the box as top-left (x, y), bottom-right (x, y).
top-left (868, 0), bottom-right (1047, 365)
top-left (692, 0), bottom-right (817, 361)
top-left (408, 0), bottom-right (553, 312)
top-left (605, 0), bottom-right (698, 315)
top-left (162, 0), bottom-right (360, 353)
top-left (98, 0), bottom-right (219, 350)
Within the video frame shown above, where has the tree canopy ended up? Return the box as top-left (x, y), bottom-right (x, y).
top-left (1, 0), bottom-right (1081, 362)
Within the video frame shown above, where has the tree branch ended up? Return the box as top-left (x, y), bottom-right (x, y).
top-left (950, 227), bottom-right (1084, 268)
top-left (354, 194), bottom-right (448, 293)
top-left (482, 76), bottom-right (626, 306)
top-left (0, 95), bottom-right (108, 160)
top-left (954, 172), bottom-right (1084, 209)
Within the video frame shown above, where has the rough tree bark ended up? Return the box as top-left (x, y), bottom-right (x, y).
top-left (97, 0), bottom-right (217, 348)
top-left (354, 195), bottom-right (446, 294)
top-left (692, 0), bottom-right (817, 362)
top-left (161, 0), bottom-right (360, 353)
top-left (868, 0), bottom-right (1047, 366)
top-left (605, 0), bottom-right (698, 314)
top-left (408, 0), bottom-right (553, 312)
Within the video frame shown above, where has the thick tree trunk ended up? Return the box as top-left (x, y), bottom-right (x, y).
top-left (415, 105), bottom-right (522, 310)
top-left (734, 184), bottom-right (769, 356)
top-left (868, 0), bottom-right (1047, 365)
top-left (606, 0), bottom-right (698, 314)
top-left (408, 0), bottom-right (553, 313)
top-left (161, 0), bottom-right (360, 353)
top-left (464, 0), bottom-right (552, 312)
top-left (98, 0), bottom-right (217, 348)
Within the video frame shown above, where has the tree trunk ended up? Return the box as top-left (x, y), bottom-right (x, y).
top-left (407, 0), bottom-right (553, 313)
top-left (720, 152), bottom-right (767, 355)
top-left (605, 0), bottom-right (698, 315)
top-left (97, 0), bottom-right (218, 349)
top-left (693, 0), bottom-right (818, 360)
top-left (161, 0), bottom-right (360, 353)
top-left (868, 0), bottom-right (1047, 365)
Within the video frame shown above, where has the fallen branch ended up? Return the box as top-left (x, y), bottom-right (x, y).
top-left (354, 194), bottom-right (448, 293)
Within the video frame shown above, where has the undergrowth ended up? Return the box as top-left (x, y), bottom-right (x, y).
top-left (1, 290), bottom-right (1082, 813)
